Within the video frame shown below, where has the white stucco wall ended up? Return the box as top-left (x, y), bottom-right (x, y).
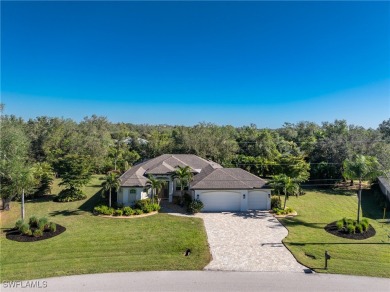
top-left (117, 187), bottom-right (148, 206)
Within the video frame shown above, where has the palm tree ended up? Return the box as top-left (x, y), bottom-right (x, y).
top-left (284, 177), bottom-right (299, 209)
top-left (101, 171), bottom-right (120, 207)
top-left (145, 175), bottom-right (166, 205)
top-left (269, 174), bottom-right (287, 207)
top-left (343, 155), bottom-right (382, 223)
top-left (172, 166), bottom-right (193, 201)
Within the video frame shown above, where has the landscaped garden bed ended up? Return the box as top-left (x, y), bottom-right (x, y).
top-left (324, 218), bottom-right (376, 240)
top-left (6, 216), bottom-right (65, 242)
top-left (93, 198), bottom-right (160, 217)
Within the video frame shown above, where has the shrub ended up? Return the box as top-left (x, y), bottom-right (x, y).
top-left (336, 220), bottom-right (344, 230)
top-left (29, 216), bottom-right (39, 228)
top-left (151, 204), bottom-right (160, 212)
top-left (49, 222), bottom-right (57, 232)
top-left (361, 219), bottom-right (369, 231)
top-left (134, 199), bottom-right (151, 211)
top-left (123, 206), bottom-right (134, 216)
top-left (187, 199), bottom-right (204, 214)
top-left (114, 209), bottom-right (123, 216)
top-left (271, 196), bottom-right (282, 209)
top-left (355, 223), bottom-right (363, 233)
top-left (55, 187), bottom-right (87, 202)
top-left (20, 223), bottom-right (30, 235)
top-left (38, 217), bottom-right (49, 231)
top-left (347, 224), bottom-right (355, 234)
top-left (93, 205), bottom-right (115, 215)
top-left (342, 217), bottom-right (347, 225)
top-left (15, 219), bottom-right (24, 230)
top-left (134, 209), bottom-right (143, 215)
top-left (33, 229), bottom-right (43, 237)
top-left (285, 207), bottom-right (294, 214)
top-left (25, 229), bottom-right (33, 236)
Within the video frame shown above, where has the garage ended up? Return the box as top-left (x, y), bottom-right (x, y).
top-left (248, 190), bottom-right (269, 210)
top-left (200, 191), bottom-right (241, 212)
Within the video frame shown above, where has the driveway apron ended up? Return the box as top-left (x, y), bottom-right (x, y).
top-left (196, 211), bottom-right (307, 272)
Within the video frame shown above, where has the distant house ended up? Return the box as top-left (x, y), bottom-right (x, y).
top-left (118, 154), bottom-right (271, 212)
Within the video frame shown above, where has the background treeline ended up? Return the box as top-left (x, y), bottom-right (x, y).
top-left (2, 114), bottom-right (389, 186)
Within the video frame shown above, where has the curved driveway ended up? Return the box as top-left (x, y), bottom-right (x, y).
top-left (196, 211), bottom-right (307, 272)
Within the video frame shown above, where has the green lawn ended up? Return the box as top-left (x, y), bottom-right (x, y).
top-left (0, 176), bottom-right (211, 281)
top-left (281, 188), bottom-right (390, 278)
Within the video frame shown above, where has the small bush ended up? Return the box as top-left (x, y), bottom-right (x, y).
top-left (123, 206), bottom-right (134, 216)
top-left (94, 205), bottom-right (115, 215)
top-left (187, 199), bottom-right (204, 214)
top-left (38, 217), bottom-right (49, 231)
top-left (49, 222), bottom-right (57, 232)
top-left (285, 207), bottom-right (294, 214)
top-left (355, 223), bottom-right (363, 233)
top-left (55, 187), bottom-right (87, 202)
top-left (336, 220), bottom-right (344, 230)
top-left (29, 216), bottom-right (39, 228)
top-left (33, 229), bottom-right (43, 237)
top-left (134, 199), bottom-right (151, 210)
top-left (183, 193), bottom-right (193, 206)
top-left (114, 209), bottom-right (123, 216)
top-left (361, 218), bottom-right (369, 231)
top-left (271, 196), bottom-right (282, 209)
top-left (20, 223), bottom-right (30, 235)
top-left (134, 209), bottom-right (143, 215)
top-left (342, 217), bottom-right (347, 225)
top-left (151, 204), bottom-right (160, 212)
top-left (25, 229), bottom-right (33, 236)
top-left (347, 224), bottom-right (355, 234)
top-left (15, 219), bottom-right (24, 230)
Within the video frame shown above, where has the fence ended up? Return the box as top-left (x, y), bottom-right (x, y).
top-left (378, 176), bottom-right (390, 202)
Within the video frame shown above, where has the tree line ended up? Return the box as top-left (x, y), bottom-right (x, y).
top-left (1, 108), bottom-right (389, 209)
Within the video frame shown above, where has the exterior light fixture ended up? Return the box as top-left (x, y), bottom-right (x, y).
top-left (197, 194), bottom-right (199, 200)
top-left (243, 194), bottom-right (246, 199)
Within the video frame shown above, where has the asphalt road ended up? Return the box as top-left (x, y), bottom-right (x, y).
top-left (2, 271), bottom-right (390, 292)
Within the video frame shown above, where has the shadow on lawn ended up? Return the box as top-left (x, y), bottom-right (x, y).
top-left (79, 189), bottom-right (105, 213)
top-left (26, 195), bottom-right (56, 203)
top-left (49, 209), bottom-right (82, 216)
top-left (282, 217), bottom-right (326, 229)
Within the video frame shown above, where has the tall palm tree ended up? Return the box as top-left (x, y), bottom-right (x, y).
top-left (284, 177), bottom-right (299, 209)
top-left (269, 174), bottom-right (287, 207)
top-left (343, 155), bottom-right (382, 223)
top-left (17, 166), bottom-right (37, 220)
top-left (172, 166), bottom-right (193, 200)
top-left (145, 175), bottom-right (166, 204)
top-left (101, 171), bottom-right (120, 207)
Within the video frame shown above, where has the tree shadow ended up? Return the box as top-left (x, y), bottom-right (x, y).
top-left (281, 217), bottom-right (327, 229)
top-left (26, 195), bottom-right (56, 203)
top-left (308, 188), bottom-right (356, 196)
top-left (78, 189), bottom-right (104, 213)
top-left (49, 209), bottom-right (82, 216)
top-left (229, 210), bottom-right (270, 219)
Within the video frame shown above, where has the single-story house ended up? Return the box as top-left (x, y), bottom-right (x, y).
top-left (118, 154), bottom-right (271, 212)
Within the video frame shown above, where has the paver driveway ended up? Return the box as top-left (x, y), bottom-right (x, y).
top-left (196, 211), bottom-right (307, 272)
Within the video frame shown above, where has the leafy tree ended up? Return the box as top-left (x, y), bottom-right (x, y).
top-left (145, 175), bottom-right (166, 204)
top-left (56, 154), bottom-right (92, 190)
top-left (343, 155), bottom-right (382, 223)
top-left (32, 162), bottom-right (55, 197)
top-left (101, 171), bottom-right (120, 207)
top-left (172, 166), bottom-right (193, 202)
top-left (0, 118), bottom-right (32, 210)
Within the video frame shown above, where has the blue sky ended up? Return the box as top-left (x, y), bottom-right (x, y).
top-left (2, 1), bottom-right (389, 128)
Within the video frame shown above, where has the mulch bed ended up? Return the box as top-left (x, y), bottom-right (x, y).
top-left (5, 224), bottom-right (66, 242)
top-left (324, 221), bottom-right (376, 240)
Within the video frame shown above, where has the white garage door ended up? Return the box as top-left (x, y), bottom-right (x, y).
top-left (200, 191), bottom-right (241, 212)
top-left (248, 191), bottom-right (269, 210)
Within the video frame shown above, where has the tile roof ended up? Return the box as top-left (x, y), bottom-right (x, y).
top-left (191, 168), bottom-right (267, 190)
top-left (119, 154), bottom-right (266, 190)
top-left (120, 154), bottom-right (221, 187)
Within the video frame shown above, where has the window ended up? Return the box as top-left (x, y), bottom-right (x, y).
top-left (130, 189), bottom-right (136, 194)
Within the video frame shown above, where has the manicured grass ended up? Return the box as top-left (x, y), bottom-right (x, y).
top-left (0, 176), bottom-right (211, 281)
top-left (281, 188), bottom-right (390, 278)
